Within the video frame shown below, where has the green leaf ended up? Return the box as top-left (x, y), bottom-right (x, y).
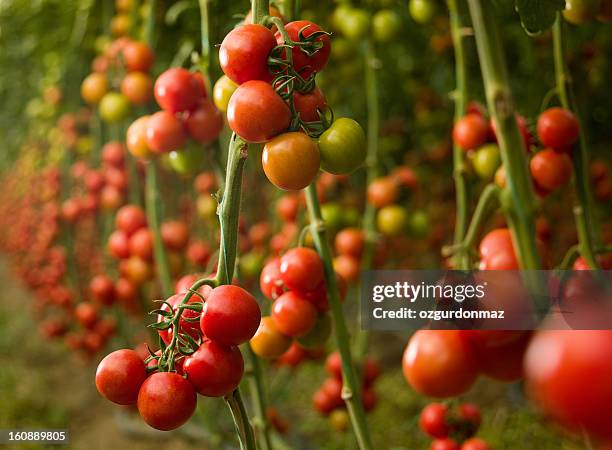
top-left (515, 0), bottom-right (565, 35)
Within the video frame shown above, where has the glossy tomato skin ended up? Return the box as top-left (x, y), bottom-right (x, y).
top-left (122, 41), bottom-right (154, 72)
top-left (318, 118), bottom-right (366, 175)
top-left (537, 107), bottom-right (579, 150)
top-left (145, 111), bottom-right (187, 153)
top-left (108, 230), bottom-right (130, 259)
top-left (276, 21), bottom-right (331, 78)
top-left (212, 75), bottom-right (238, 112)
top-left (157, 293), bottom-right (203, 345)
top-left (271, 291), bottom-right (318, 337)
top-left (120, 71), bottom-right (152, 105)
top-left (137, 372), bottom-right (196, 431)
top-left (250, 316), bottom-right (292, 359)
top-left (154, 67), bottom-right (202, 113)
top-left (128, 228), bottom-right (153, 261)
top-left (90, 274), bottom-right (116, 305)
top-left (402, 330), bottom-right (478, 398)
top-left (227, 80), bottom-right (291, 143)
top-left (201, 285), bottom-right (261, 346)
top-left (96, 349), bottom-right (147, 405)
top-left (530, 149), bottom-right (573, 192)
top-left (220, 24), bottom-right (276, 84)
top-left (184, 340), bottom-right (244, 397)
top-left (115, 204), bottom-right (147, 236)
top-left (279, 247), bottom-right (324, 292)
top-left (294, 87), bottom-right (327, 122)
top-left (81, 73), bottom-right (109, 104)
top-left (335, 227), bottom-right (365, 258)
top-left (525, 330), bottom-right (612, 440)
top-left (453, 114), bottom-right (489, 151)
top-left (478, 228), bottom-right (518, 270)
top-left (185, 100), bottom-right (224, 144)
top-left (262, 132), bottom-right (320, 190)
top-left (126, 115), bottom-right (152, 159)
top-left (420, 403), bottom-right (450, 438)
top-left (260, 258), bottom-right (285, 300)
top-left (160, 220), bottom-right (190, 251)
top-left (367, 176), bottom-right (399, 208)
top-left (99, 92), bottom-right (131, 123)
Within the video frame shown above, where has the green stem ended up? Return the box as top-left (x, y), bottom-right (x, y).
top-left (245, 346), bottom-right (273, 450)
top-left (198, 0), bottom-right (212, 82)
top-left (252, 0), bottom-right (270, 25)
top-left (466, 0), bottom-right (541, 270)
top-left (142, 0), bottom-right (156, 46)
top-left (552, 15), bottom-right (601, 269)
top-left (145, 162), bottom-right (172, 297)
top-left (305, 184), bottom-right (374, 450)
top-left (461, 183), bottom-right (500, 252)
top-left (447, 0), bottom-right (470, 269)
top-left (225, 389), bottom-right (257, 450)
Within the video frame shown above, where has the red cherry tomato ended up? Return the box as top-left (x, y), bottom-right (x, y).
top-left (461, 438), bottom-right (491, 450)
top-left (96, 349), bottom-right (147, 405)
top-left (115, 205), bottom-right (147, 236)
top-left (530, 148), bottom-right (573, 192)
top-left (122, 41), bottom-right (154, 72)
top-left (279, 247), bottom-right (325, 292)
top-left (294, 87), bottom-right (327, 122)
top-left (184, 100), bottom-right (224, 144)
top-left (430, 438), bottom-right (461, 450)
top-left (157, 293), bottom-right (203, 345)
top-left (220, 24), bottom-right (276, 84)
top-left (154, 67), bottom-right (203, 113)
top-left (271, 290), bottom-right (318, 337)
top-left (160, 220), bottom-right (190, 251)
top-left (537, 107), bottom-right (579, 150)
top-left (145, 110), bottom-right (187, 153)
top-left (478, 228), bottom-right (519, 270)
top-left (184, 340), bottom-right (244, 397)
top-left (275, 21), bottom-right (331, 78)
top-left (108, 230), bottom-right (130, 259)
top-left (128, 228), bottom-right (153, 261)
top-left (452, 114), bottom-right (489, 151)
top-left (260, 257), bottom-right (285, 300)
top-left (89, 274), bottom-right (116, 305)
top-left (419, 403), bottom-right (450, 438)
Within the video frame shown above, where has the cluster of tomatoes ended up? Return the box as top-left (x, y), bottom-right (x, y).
top-left (313, 352), bottom-right (380, 429)
top-left (420, 402), bottom-right (490, 450)
top-left (218, 9), bottom-right (366, 191)
top-left (97, 282), bottom-right (261, 431)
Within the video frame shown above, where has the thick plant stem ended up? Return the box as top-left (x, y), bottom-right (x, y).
top-left (553, 15), bottom-right (600, 270)
top-left (466, 0), bottom-right (541, 270)
top-left (198, 0), bottom-right (211, 75)
top-left (447, 0), bottom-right (470, 269)
top-left (142, 0), bottom-right (156, 46)
top-left (252, 0), bottom-right (270, 25)
top-left (461, 184), bottom-right (500, 252)
top-left (245, 346), bottom-right (273, 450)
top-left (144, 162), bottom-right (172, 297)
top-left (305, 184), bottom-right (374, 450)
top-left (225, 389), bottom-right (257, 450)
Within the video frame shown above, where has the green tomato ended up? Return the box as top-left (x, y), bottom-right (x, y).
top-left (409, 0), bottom-right (437, 24)
top-left (340, 8), bottom-right (371, 40)
top-left (99, 92), bottom-right (131, 123)
top-left (213, 75), bottom-right (237, 113)
top-left (343, 207), bottom-right (361, 228)
top-left (563, 0), bottom-right (601, 24)
top-left (472, 143), bottom-right (501, 179)
top-left (408, 210), bottom-right (429, 238)
top-left (76, 136), bottom-right (93, 155)
top-left (373, 10), bottom-right (402, 43)
top-left (197, 194), bottom-right (217, 220)
top-left (321, 202), bottom-right (344, 232)
top-left (332, 37), bottom-right (356, 61)
top-left (319, 118), bottom-right (366, 175)
top-left (332, 4), bottom-right (354, 31)
top-left (239, 251), bottom-right (265, 280)
top-left (377, 205), bottom-right (408, 236)
top-left (297, 314), bottom-right (331, 348)
top-left (168, 144), bottom-right (206, 175)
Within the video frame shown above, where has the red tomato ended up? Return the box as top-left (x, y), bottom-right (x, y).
top-left (96, 349), bottom-right (147, 405)
top-left (271, 291), bottom-right (318, 337)
top-left (75, 302), bottom-right (99, 329)
top-left (108, 229), bottom-right (130, 259)
top-left (420, 403), bottom-right (450, 438)
top-left (157, 293), bottom-right (203, 345)
top-left (478, 228), bottom-right (518, 270)
top-left (262, 132), bottom-right (320, 190)
top-left (122, 41), bottom-right (154, 72)
top-left (536, 107), bottom-right (579, 150)
top-left (227, 80), bottom-right (291, 143)
top-left (275, 21), bottom-right (331, 78)
top-left (461, 438), bottom-right (491, 450)
top-left (325, 351), bottom-right (343, 380)
top-left (137, 372), bottom-right (196, 431)
top-left (200, 285), bottom-right (261, 346)
top-left (101, 141), bottom-right (126, 168)
top-left (115, 277), bottom-right (138, 305)
top-left (120, 71), bottom-right (152, 105)
top-left (184, 100), bottom-right (224, 144)
top-left (128, 228), bottom-right (153, 261)
top-left (294, 87), bottom-right (327, 122)
top-left (145, 110), bottom-right (187, 153)
top-left (530, 148), bottom-right (573, 192)
top-left (160, 220), bottom-right (190, 251)
top-left (260, 258), bottom-right (285, 300)
top-left (276, 195), bottom-right (300, 222)
top-left (452, 114), bottom-right (489, 151)
top-left (184, 340), bottom-right (244, 397)
top-left (154, 67), bottom-right (203, 113)
top-left (89, 274), bottom-right (116, 305)
top-left (402, 330), bottom-right (478, 398)
top-left (279, 247), bottom-right (325, 292)
top-left (367, 176), bottom-right (399, 208)
top-left (473, 331), bottom-right (530, 382)
top-left (115, 204), bottom-right (146, 236)
top-left (334, 228), bottom-right (365, 258)
top-left (430, 438), bottom-right (461, 450)
top-left (220, 24), bottom-right (276, 84)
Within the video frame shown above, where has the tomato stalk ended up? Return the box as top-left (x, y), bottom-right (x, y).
top-left (142, 0), bottom-right (156, 47)
top-left (244, 346), bottom-right (274, 450)
top-left (252, 0), bottom-right (270, 25)
top-left (552, 15), bottom-right (601, 270)
top-left (447, 0), bottom-right (471, 269)
top-left (466, 0), bottom-right (542, 270)
top-left (305, 183), bottom-right (374, 450)
top-left (225, 388), bottom-right (257, 450)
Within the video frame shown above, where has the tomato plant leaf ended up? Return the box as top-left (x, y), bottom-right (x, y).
top-left (515, 0), bottom-right (565, 35)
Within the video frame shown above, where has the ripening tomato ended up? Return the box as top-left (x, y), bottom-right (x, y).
top-left (275, 21), bottom-right (331, 79)
top-left (75, 302), bottom-right (99, 329)
top-left (160, 220), bottom-right (189, 251)
top-left (137, 372), bottom-right (196, 431)
top-left (126, 115), bottom-right (152, 158)
top-left (294, 87), bottom-right (327, 122)
top-left (479, 228), bottom-right (518, 270)
top-left (90, 274), bottom-right (116, 305)
top-left (409, 0), bottom-right (437, 24)
top-left (116, 204), bottom-right (147, 236)
top-left (99, 92), bottom-right (131, 123)
top-left (100, 185), bottom-right (125, 210)
top-left (115, 277), bottom-right (138, 305)
top-left (272, 291), bottom-right (318, 337)
top-left (101, 141), bottom-right (126, 168)
top-left (430, 438), bottom-right (461, 450)
top-left (262, 132), bottom-right (320, 190)
top-left (474, 331), bottom-right (530, 382)
top-left (220, 24), bottom-right (276, 84)
top-left (96, 349), bottom-right (147, 405)
top-left (120, 71), bottom-right (152, 105)
top-left (184, 100), bottom-right (224, 144)
top-left (420, 403), bottom-right (450, 438)
top-left (453, 114), bottom-right (489, 151)
top-left (563, 0), bottom-right (602, 23)
top-left (373, 10), bottom-right (402, 43)
top-left (111, 14), bottom-right (131, 37)
top-left (145, 111), bottom-right (187, 153)
top-left (536, 107), bottom-right (579, 150)
top-left (333, 254), bottom-right (360, 283)
top-left (184, 340), bottom-right (244, 397)
top-left (280, 247), bottom-right (325, 292)
top-left (530, 149), bottom-right (573, 192)
top-left (250, 316), bottom-right (293, 359)
top-left (128, 228), bottom-right (153, 260)
top-left (120, 256), bottom-right (152, 285)
top-left (154, 67), bottom-right (203, 113)
top-left (81, 73), bottom-right (109, 104)
top-left (227, 80), bottom-right (291, 143)
top-left (461, 438), bottom-right (491, 450)
top-left (335, 228), bottom-right (364, 258)
top-left (201, 285), bottom-right (261, 346)
top-left (525, 330), bottom-right (612, 440)
top-left (108, 229), bottom-right (130, 259)
top-left (157, 293), bottom-right (202, 345)
top-left (377, 205), bottom-right (408, 236)
top-left (212, 75), bottom-right (238, 112)
top-left (471, 143), bottom-right (501, 179)
top-left (318, 118), bottom-right (366, 175)
top-left (122, 41), bottom-right (154, 72)
top-left (260, 258), bottom-right (285, 300)
top-left (367, 176), bottom-right (399, 208)
top-left (339, 8), bottom-right (370, 40)
top-left (402, 330), bottom-right (478, 398)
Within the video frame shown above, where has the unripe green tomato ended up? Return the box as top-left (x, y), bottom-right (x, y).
top-left (343, 207), bottom-right (361, 228)
top-left (408, 210), bottom-right (429, 238)
top-left (329, 409), bottom-right (350, 432)
top-left (168, 144), bottom-right (206, 175)
top-left (197, 194), bottom-right (217, 220)
top-left (297, 314), bottom-right (331, 348)
top-left (99, 92), bottom-right (131, 123)
top-left (409, 0), bottom-right (437, 24)
top-left (319, 118), bottom-right (366, 175)
top-left (563, 0), bottom-right (601, 24)
top-left (332, 37), bottom-right (356, 61)
top-left (372, 10), bottom-right (402, 43)
top-left (94, 35), bottom-right (111, 54)
top-left (377, 205), bottom-right (408, 236)
top-left (76, 136), bottom-right (93, 155)
top-left (321, 202), bottom-right (344, 232)
top-left (213, 75), bottom-right (238, 113)
top-left (472, 143), bottom-right (501, 179)
top-left (239, 251), bottom-right (265, 280)
top-left (340, 8), bottom-right (371, 40)
top-left (332, 4), bottom-right (354, 31)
